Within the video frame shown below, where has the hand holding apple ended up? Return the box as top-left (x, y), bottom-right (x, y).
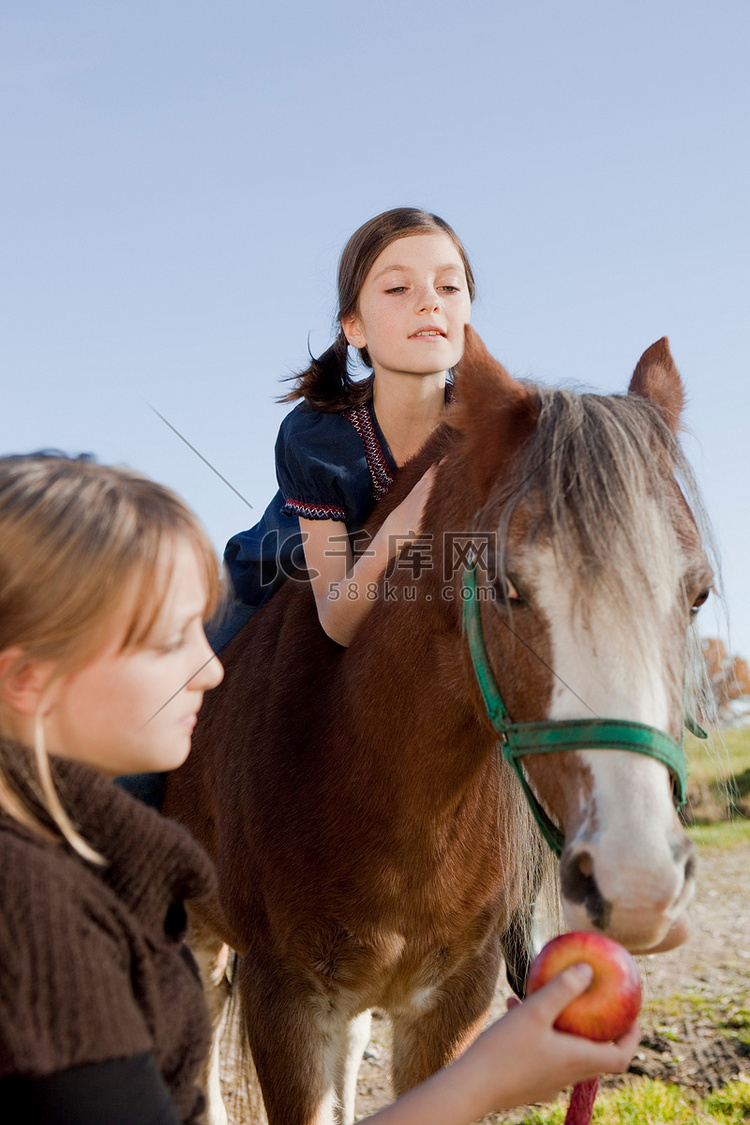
top-left (526, 933), bottom-right (641, 1125)
top-left (527, 931), bottom-right (642, 1042)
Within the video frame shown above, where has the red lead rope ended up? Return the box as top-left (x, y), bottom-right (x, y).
top-left (564, 1078), bottom-right (598, 1125)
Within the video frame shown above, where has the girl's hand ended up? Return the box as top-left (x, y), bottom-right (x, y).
top-left (466, 964), bottom-right (640, 1115)
top-left (382, 464), bottom-right (438, 547)
top-left (299, 461), bottom-right (441, 647)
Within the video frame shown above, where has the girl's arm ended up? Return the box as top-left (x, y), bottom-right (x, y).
top-left (299, 466), bottom-right (436, 647)
top-left (360, 965), bottom-right (639, 1125)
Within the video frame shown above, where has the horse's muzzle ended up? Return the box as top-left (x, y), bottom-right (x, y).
top-left (558, 833), bottom-right (697, 953)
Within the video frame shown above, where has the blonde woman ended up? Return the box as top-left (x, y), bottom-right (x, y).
top-left (0, 453), bottom-right (223, 1124)
top-left (0, 453), bottom-right (637, 1125)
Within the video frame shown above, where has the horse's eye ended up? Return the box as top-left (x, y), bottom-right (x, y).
top-left (690, 588), bottom-right (710, 617)
top-left (493, 575), bottom-right (524, 605)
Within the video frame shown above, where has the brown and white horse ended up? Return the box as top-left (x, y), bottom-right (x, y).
top-left (164, 327), bottom-right (712, 1125)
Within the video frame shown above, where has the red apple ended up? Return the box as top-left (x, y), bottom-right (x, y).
top-left (526, 932), bottom-right (642, 1042)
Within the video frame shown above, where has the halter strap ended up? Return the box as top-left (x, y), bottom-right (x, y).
top-left (461, 563), bottom-right (696, 856)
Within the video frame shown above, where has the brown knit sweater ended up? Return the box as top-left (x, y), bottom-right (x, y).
top-left (0, 747), bottom-right (215, 1124)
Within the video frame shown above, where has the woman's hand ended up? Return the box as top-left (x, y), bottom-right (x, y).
top-left (362, 963), bottom-right (639, 1125)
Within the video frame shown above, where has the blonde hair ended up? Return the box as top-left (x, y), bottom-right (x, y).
top-left (0, 452), bottom-right (220, 861)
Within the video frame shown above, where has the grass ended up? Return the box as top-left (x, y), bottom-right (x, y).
top-left (685, 726), bottom-right (750, 779)
top-left (641, 987), bottom-right (750, 1048)
top-left (687, 819), bottom-right (750, 848)
top-left (496, 1078), bottom-right (750, 1124)
top-left (684, 727), bottom-right (750, 824)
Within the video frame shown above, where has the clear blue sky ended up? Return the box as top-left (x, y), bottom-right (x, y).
top-left (2, 0), bottom-right (748, 658)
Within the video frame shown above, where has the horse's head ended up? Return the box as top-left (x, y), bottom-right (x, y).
top-left (451, 327), bottom-right (713, 954)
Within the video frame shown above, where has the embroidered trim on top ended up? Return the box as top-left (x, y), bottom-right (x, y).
top-left (343, 403), bottom-right (395, 503)
top-left (282, 499), bottom-right (347, 521)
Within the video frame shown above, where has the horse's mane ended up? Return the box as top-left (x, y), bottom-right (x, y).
top-left (496, 387), bottom-right (708, 603)
top-left (485, 384), bottom-right (717, 726)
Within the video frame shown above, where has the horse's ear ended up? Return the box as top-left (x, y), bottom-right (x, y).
top-left (452, 326), bottom-right (539, 502)
top-left (628, 337), bottom-right (685, 434)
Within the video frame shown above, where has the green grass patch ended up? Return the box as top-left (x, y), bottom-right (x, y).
top-left (500, 1077), bottom-right (750, 1123)
top-left (731, 768), bottom-right (750, 801)
top-left (718, 1007), bottom-right (750, 1048)
top-left (706, 1079), bottom-right (750, 1122)
top-left (641, 988), bottom-right (726, 1021)
top-left (641, 988), bottom-right (750, 1054)
top-left (685, 728), bottom-right (750, 786)
top-left (684, 728), bottom-right (750, 824)
top-left (687, 819), bottom-right (750, 848)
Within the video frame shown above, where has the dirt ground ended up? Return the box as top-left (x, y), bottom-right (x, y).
top-left (219, 835), bottom-right (750, 1123)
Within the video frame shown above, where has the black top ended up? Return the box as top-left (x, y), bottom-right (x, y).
top-left (2, 1053), bottom-right (183, 1125)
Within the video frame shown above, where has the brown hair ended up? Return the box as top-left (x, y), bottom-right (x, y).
top-left (282, 208), bottom-right (476, 412)
top-left (0, 452), bottom-right (220, 859)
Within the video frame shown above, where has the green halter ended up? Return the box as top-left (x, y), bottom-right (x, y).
top-left (461, 564), bottom-right (703, 856)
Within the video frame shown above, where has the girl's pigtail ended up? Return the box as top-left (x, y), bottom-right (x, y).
top-left (279, 329), bottom-right (371, 413)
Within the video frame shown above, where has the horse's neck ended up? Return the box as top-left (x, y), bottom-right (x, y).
top-left (341, 591), bottom-right (494, 803)
top-left (341, 439), bottom-right (499, 799)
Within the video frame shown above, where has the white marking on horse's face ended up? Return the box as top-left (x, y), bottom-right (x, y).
top-left (527, 502), bottom-right (696, 950)
top-left (535, 497), bottom-right (683, 731)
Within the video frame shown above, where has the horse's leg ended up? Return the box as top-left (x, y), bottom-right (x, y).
top-left (188, 915), bottom-right (231, 1125)
top-left (333, 1009), bottom-right (372, 1125)
top-left (237, 951), bottom-right (344, 1125)
top-left (203, 1014), bottom-right (228, 1125)
top-left (390, 938), bottom-right (502, 1096)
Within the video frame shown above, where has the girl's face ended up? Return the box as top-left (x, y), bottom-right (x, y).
top-left (341, 232), bottom-right (471, 382)
top-left (38, 538), bottom-right (223, 777)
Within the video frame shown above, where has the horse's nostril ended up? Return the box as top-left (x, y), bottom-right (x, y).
top-left (671, 835), bottom-right (698, 894)
top-left (561, 850), bottom-right (595, 900)
top-left (560, 849), bottom-right (613, 931)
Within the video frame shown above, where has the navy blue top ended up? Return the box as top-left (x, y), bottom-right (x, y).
top-left (224, 399), bottom-right (398, 609)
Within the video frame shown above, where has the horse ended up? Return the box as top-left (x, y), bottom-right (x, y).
top-left (163, 326), bottom-right (713, 1125)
